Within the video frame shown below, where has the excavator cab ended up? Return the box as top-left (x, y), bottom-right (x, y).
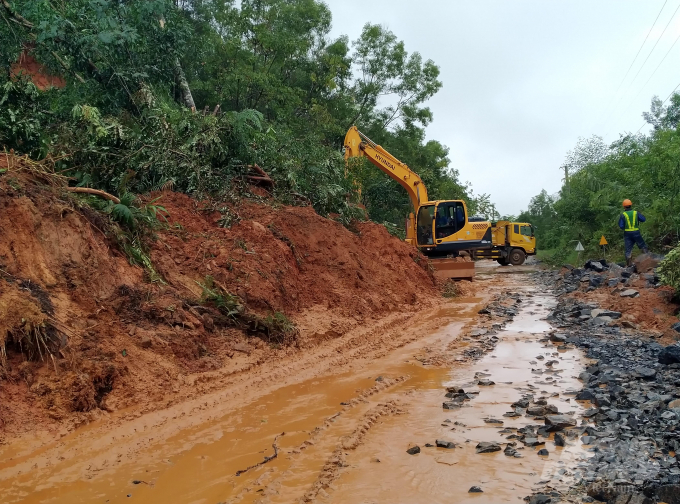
top-left (434, 201), bottom-right (466, 239)
top-left (416, 200), bottom-right (491, 255)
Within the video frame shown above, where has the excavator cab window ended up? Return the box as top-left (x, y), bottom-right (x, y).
top-left (434, 201), bottom-right (466, 239)
top-left (416, 205), bottom-right (435, 245)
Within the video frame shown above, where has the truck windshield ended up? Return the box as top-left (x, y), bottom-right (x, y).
top-left (520, 225), bottom-right (533, 236)
top-left (416, 205), bottom-right (435, 245)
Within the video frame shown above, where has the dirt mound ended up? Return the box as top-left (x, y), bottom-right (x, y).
top-left (0, 159), bottom-right (439, 439)
top-left (152, 193), bottom-right (431, 320)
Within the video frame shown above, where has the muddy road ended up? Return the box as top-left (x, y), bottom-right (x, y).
top-left (0, 264), bottom-right (593, 503)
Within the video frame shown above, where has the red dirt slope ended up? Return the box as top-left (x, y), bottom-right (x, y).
top-left (0, 160), bottom-right (439, 440)
top-left (10, 51), bottom-right (66, 90)
top-left (152, 193), bottom-right (430, 321)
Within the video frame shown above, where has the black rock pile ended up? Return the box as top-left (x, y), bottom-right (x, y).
top-left (554, 254), bottom-right (665, 298)
top-left (530, 271), bottom-right (680, 504)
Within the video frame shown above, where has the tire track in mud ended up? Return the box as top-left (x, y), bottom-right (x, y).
top-left (221, 376), bottom-right (409, 504)
top-left (0, 290), bottom-right (494, 503)
top-left (0, 310), bottom-right (436, 486)
top-left (220, 292), bottom-right (514, 504)
top-left (300, 401), bottom-right (405, 503)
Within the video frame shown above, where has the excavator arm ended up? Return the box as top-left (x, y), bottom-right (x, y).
top-left (343, 126), bottom-right (494, 277)
top-left (344, 126), bottom-right (428, 212)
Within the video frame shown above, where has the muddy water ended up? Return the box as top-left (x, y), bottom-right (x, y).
top-left (329, 292), bottom-right (590, 503)
top-left (0, 275), bottom-right (591, 504)
top-left (0, 298), bottom-right (480, 504)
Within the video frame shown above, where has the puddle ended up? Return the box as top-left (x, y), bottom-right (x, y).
top-left (0, 299), bottom-right (483, 504)
top-left (328, 292), bottom-right (590, 503)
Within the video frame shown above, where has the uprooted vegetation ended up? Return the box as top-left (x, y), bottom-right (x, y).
top-left (0, 154), bottom-right (440, 438)
top-left (197, 275), bottom-right (299, 345)
top-left (0, 283), bottom-right (56, 369)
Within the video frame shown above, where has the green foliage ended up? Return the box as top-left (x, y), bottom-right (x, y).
top-left (80, 189), bottom-right (167, 280)
top-left (119, 235), bottom-right (163, 283)
top-left (1, 0), bottom-right (488, 236)
top-left (658, 244), bottom-right (680, 295)
top-left (382, 221), bottom-right (405, 240)
top-left (517, 189), bottom-right (559, 249)
top-left (519, 94), bottom-right (680, 264)
top-left (0, 80), bottom-right (52, 156)
top-left (196, 275), bottom-right (297, 344)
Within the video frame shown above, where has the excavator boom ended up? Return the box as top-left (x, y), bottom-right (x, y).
top-left (344, 126), bottom-right (428, 211)
top-left (344, 126), bottom-right (474, 279)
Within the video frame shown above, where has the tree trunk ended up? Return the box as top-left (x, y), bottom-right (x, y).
top-left (174, 58), bottom-right (195, 111)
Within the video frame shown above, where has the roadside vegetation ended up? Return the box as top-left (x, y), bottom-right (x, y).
top-left (517, 95), bottom-right (680, 293)
top-left (0, 0), bottom-right (501, 348)
top-left (0, 0), bottom-right (492, 230)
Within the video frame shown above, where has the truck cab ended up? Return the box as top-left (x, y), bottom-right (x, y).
top-left (491, 221), bottom-right (536, 265)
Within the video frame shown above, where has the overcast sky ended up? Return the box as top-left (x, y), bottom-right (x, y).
top-left (325, 0), bottom-right (680, 216)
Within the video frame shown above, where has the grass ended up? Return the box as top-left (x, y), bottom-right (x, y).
top-left (197, 275), bottom-right (243, 318)
top-left (196, 275), bottom-right (299, 345)
top-left (250, 312), bottom-right (299, 345)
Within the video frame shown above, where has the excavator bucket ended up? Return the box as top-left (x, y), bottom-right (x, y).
top-left (431, 258), bottom-right (475, 280)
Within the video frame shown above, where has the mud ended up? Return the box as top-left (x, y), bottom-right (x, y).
top-left (0, 265), bottom-right (595, 504)
top-left (329, 288), bottom-right (589, 503)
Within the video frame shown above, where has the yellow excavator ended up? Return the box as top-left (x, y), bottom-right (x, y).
top-left (343, 126), bottom-right (536, 278)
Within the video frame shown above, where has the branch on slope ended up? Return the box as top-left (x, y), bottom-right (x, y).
top-left (67, 187), bottom-right (120, 204)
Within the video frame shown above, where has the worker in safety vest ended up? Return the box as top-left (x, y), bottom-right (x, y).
top-left (618, 199), bottom-right (649, 266)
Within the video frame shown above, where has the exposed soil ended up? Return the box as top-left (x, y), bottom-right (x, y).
top-left (151, 192), bottom-right (437, 337)
top-left (3, 156), bottom-right (680, 503)
top-left (564, 271), bottom-right (679, 344)
top-left (0, 156), bottom-right (440, 444)
top-left (10, 50), bottom-right (66, 90)
top-left (0, 265), bottom-right (600, 504)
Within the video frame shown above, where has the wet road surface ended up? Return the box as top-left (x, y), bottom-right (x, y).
top-left (0, 266), bottom-right (592, 503)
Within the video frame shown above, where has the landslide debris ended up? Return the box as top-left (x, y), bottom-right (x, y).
top-left (0, 158), bottom-right (439, 440)
top-left (555, 256), bottom-right (679, 340)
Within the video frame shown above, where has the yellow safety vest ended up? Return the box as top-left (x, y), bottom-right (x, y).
top-left (623, 210), bottom-right (639, 232)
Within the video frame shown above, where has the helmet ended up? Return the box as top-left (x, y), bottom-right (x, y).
top-left (622, 199), bottom-right (632, 207)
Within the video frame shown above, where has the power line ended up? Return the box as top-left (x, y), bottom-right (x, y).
top-left (614, 0), bottom-right (668, 95)
top-left (633, 30), bottom-right (680, 102)
top-left (606, 1), bottom-right (680, 136)
top-left (596, 1), bottom-right (668, 129)
top-left (628, 2), bottom-right (680, 88)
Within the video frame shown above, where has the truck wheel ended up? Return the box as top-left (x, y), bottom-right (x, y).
top-left (509, 248), bottom-right (526, 266)
top-left (496, 258), bottom-right (509, 266)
